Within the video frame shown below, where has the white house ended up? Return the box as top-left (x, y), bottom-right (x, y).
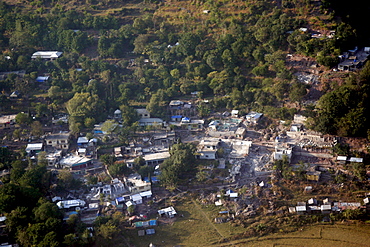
top-left (158, 206), bottom-right (177, 218)
top-left (57, 199), bottom-right (86, 209)
top-left (31, 51), bottom-right (63, 60)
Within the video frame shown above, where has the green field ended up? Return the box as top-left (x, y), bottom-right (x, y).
top-left (125, 198), bottom-right (246, 247)
top-left (125, 197), bottom-right (370, 247)
top-left (221, 224), bottom-right (370, 247)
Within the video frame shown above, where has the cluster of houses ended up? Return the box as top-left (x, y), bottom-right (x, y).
top-left (289, 197), bottom-right (367, 215)
top-left (337, 46), bottom-right (370, 72)
top-left (24, 132), bottom-right (97, 171)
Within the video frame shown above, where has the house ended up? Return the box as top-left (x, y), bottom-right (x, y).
top-left (77, 136), bottom-right (89, 147)
top-left (31, 51), bottom-right (63, 60)
top-left (114, 147), bottom-right (122, 157)
top-left (337, 47), bottom-right (369, 71)
top-left (231, 110), bottom-right (239, 117)
top-left (113, 109), bottom-right (122, 121)
top-left (45, 133), bottom-right (70, 150)
top-left (349, 157), bottom-right (363, 163)
top-left (306, 170), bottom-right (321, 182)
top-left (131, 194), bottom-right (143, 205)
top-left (59, 155), bottom-right (93, 170)
top-left (245, 111), bottom-right (263, 124)
top-left (321, 205), bottom-right (332, 214)
top-left (290, 123), bottom-right (303, 132)
top-left (56, 199), bottom-right (86, 209)
top-left (234, 127), bottom-right (246, 139)
top-left (136, 108), bottom-right (150, 119)
top-left (0, 114), bottom-right (16, 129)
top-left (158, 206), bottom-right (177, 218)
top-left (196, 139), bottom-right (220, 160)
top-left (293, 114), bottom-right (307, 124)
top-left (336, 156), bottom-right (347, 164)
top-left (273, 144), bottom-right (292, 162)
top-left (308, 198), bottom-right (317, 205)
top-left (36, 76), bottom-right (49, 82)
top-left (171, 115), bottom-right (182, 122)
top-left (138, 118), bottom-right (164, 127)
top-left (125, 151), bottom-right (170, 168)
top-left (169, 100), bottom-right (184, 108)
top-left (146, 229), bottom-right (155, 235)
top-left (10, 90), bottom-right (21, 98)
top-left (115, 197), bottom-right (125, 205)
top-left (296, 206), bottom-right (307, 215)
top-left (26, 143), bottom-right (43, 154)
top-left (180, 119), bottom-right (204, 131)
top-left (46, 150), bottom-right (62, 167)
top-left (125, 174), bottom-right (151, 194)
top-left (139, 190), bottom-right (152, 199)
top-left (0, 70), bottom-right (25, 80)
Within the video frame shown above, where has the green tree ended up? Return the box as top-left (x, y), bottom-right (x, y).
top-left (31, 121), bottom-right (43, 138)
top-left (100, 154), bottom-right (117, 166)
top-left (15, 112), bottom-right (31, 126)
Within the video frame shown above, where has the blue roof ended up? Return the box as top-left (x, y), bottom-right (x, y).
top-left (146, 229), bottom-right (155, 235)
top-left (149, 220), bottom-right (157, 226)
top-left (116, 197), bottom-right (124, 203)
top-left (171, 115), bottom-right (182, 118)
top-left (144, 177), bottom-right (159, 182)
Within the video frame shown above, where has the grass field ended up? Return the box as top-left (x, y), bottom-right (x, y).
top-left (125, 198), bottom-right (246, 247)
top-left (220, 224), bottom-right (370, 247)
top-left (124, 197), bottom-right (370, 247)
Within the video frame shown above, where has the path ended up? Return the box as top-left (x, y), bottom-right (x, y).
top-left (191, 198), bottom-right (225, 240)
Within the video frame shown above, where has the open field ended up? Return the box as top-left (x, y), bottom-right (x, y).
top-left (125, 196), bottom-right (370, 247)
top-left (220, 224), bottom-right (370, 247)
top-left (125, 198), bottom-right (246, 246)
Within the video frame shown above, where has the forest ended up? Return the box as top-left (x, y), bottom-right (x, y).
top-left (0, 0), bottom-right (366, 137)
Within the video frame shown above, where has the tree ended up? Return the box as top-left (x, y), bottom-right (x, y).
top-left (57, 170), bottom-right (82, 190)
top-left (120, 105), bottom-right (140, 126)
top-left (15, 112), bottom-right (31, 126)
top-left (35, 104), bottom-right (49, 118)
top-left (34, 200), bottom-right (62, 222)
top-left (289, 82), bottom-right (307, 104)
top-left (146, 90), bottom-right (167, 118)
top-left (66, 92), bottom-right (105, 124)
top-left (159, 143), bottom-right (197, 188)
top-left (100, 154), bottom-right (117, 166)
top-left (108, 162), bottom-right (130, 178)
top-left (31, 121), bottom-right (43, 138)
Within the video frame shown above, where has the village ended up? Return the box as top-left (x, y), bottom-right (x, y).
top-left (1, 90), bottom-right (370, 241)
top-left (0, 44), bottom-right (370, 246)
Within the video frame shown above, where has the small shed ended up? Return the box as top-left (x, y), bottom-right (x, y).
top-left (149, 220), bottom-right (157, 226)
top-left (131, 194), bottom-right (143, 205)
top-left (171, 115), bottom-right (182, 122)
top-left (296, 206), bottom-right (307, 215)
top-left (158, 206), bottom-right (177, 218)
top-left (321, 205), bottom-right (332, 214)
top-left (26, 143), bottom-right (43, 154)
top-left (36, 76), bottom-right (49, 82)
top-left (139, 190), bottom-right (152, 199)
top-left (146, 229), bottom-right (155, 235)
top-left (138, 230), bottom-right (145, 236)
top-left (77, 137), bottom-right (89, 146)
